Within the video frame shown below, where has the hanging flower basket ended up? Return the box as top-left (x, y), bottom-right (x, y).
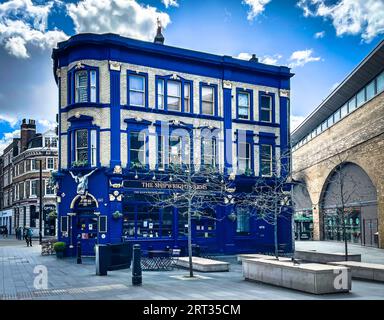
top-left (227, 213), bottom-right (237, 222)
top-left (112, 211), bottom-right (123, 220)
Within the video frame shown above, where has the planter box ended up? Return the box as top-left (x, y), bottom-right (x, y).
top-left (176, 257), bottom-right (229, 272)
top-left (294, 250), bottom-right (361, 263)
top-left (243, 258), bottom-right (351, 294)
top-left (328, 261), bottom-right (384, 282)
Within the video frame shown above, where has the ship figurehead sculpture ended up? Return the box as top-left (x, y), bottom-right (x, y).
top-left (69, 169), bottom-right (97, 196)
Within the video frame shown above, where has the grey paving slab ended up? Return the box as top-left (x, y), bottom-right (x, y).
top-left (1, 238), bottom-right (384, 300)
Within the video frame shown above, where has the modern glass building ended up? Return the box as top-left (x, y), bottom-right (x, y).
top-left (52, 31), bottom-right (294, 256)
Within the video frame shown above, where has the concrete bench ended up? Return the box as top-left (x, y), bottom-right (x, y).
top-left (237, 254), bottom-right (293, 264)
top-left (328, 261), bottom-right (384, 282)
top-left (295, 250), bottom-right (361, 263)
top-left (176, 257), bottom-right (229, 272)
top-left (242, 258), bottom-right (351, 294)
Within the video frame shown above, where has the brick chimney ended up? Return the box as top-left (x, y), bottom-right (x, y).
top-left (20, 119), bottom-right (36, 152)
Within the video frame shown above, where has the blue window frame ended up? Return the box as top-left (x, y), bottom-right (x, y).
top-left (259, 91), bottom-right (275, 123)
top-left (200, 82), bottom-right (218, 116)
top-left (236, 88), bottom-right (253, 120)
top-left (155, 75), bottom-right (193, 114)
top-left (127, 71), bottom-right (148, 108)
top-left (67, 65), bottom-right (99, 105)
top-left (67, 115), bottom-right (100, 168)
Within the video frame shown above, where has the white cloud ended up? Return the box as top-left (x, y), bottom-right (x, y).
top-left (67, 0), bottom-right (171, 42)
top-left (242, 0), bottom-right (271, 21)
top-left (0, 0), bottom-right (68, 58)
top-left (314, 30), bottom-right (325, 38)
top-left (162, 0), bottom-right (179, 8)
top-left (4, 36), bottom-right (28, 58)
top-left (288, 49), bottom-right (321, 68)
top-left (297, 0), bottom-right (384, 42)
top-left (0, 114), bottom-right (18, 126)
top-left (0, 129), bottom-right (20, 154)
top-left (38, 119), bottom-right (56, 131)
top-left (236, 52), bottom-right (282, 65)
top-left (291, 115), bottom-right (306, 132)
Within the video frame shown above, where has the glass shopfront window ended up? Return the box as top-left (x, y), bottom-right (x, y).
top-left (323, 208), bottom-right (361, 244)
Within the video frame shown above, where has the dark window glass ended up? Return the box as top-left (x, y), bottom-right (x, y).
top-left (260, 95), bottom-right (272, 122)
top-left (122, 205), bottom-right (135, 238)
top-left (76, 129), bottom-right (88, 163)
top-left (161, 208), bottom-right (173, 238)
top-left (99, 216), bottom-right (107, 233)
top-left (178, 208), bottom-right (188, 238)
top-left (184, 83), bottom-right (191, 113)
top-left (75, 71), bottom-right (88, 103)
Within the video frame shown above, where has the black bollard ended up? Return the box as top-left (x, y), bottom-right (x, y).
top-left (132, 244), bottom-right (142, 286)
top-left (77, 241), bottom-right (82, 264)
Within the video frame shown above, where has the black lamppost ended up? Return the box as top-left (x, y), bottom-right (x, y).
top-left (39, 159), bottom-right (43, 244)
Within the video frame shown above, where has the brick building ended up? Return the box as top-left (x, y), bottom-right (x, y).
top-left (292, 40), bottom-right (384, 248)
top-left (0, 119), bottom-right (59, 236)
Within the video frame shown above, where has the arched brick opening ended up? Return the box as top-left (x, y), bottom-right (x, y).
top-left (318, 162), bottom-right (378, 247)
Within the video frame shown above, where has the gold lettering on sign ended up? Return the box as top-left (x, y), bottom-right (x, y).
top-left (140, 181), bottom-right (208, 190)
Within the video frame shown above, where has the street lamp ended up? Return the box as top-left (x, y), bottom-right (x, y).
top-left (39, 159), bottom-right (43, 244)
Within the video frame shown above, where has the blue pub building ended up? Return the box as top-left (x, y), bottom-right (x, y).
top-left (52, 27), bottom-right (294, 256)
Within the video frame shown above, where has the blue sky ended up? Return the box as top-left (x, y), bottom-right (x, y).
top-left (0, 0), bottom-right (383, 152)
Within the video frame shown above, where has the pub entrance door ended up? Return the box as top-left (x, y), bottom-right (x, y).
top-left (75, 211), bottom-right (98, 256)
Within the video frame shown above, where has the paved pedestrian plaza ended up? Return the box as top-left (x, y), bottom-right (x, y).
top-left (1, 237), bottom-right (384, 300)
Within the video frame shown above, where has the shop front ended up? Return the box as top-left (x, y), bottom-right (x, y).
top-left (294, 210), bottom-right (313, 240)
top-left (323, 208), bottom-right (362, 244)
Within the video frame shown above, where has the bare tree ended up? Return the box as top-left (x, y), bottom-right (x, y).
top-left (149, 164), bottom-right (233, 278)
top-left (234, 151), bottom-right (293, 259)
top-left (322, 152), bottom-right (370, 261)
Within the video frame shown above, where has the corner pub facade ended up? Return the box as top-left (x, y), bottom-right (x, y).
top-left (52, 29), bottom-right (294, 257)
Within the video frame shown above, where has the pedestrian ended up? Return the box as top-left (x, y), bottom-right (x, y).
top-left (3, 226), bottom-right (8, 238)
top-left (25, 228), bottom-right (33, 247)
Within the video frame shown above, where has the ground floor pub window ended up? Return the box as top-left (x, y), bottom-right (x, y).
top-left (161, 208), bottom-right (173, 238)
top-left (236, 208), bottom-right (250, 235)
top-left (195, 209), bottom-right (216, 238)
top-left (178, 209), bottom-right (189, 237)
top-left (122, 205), bottom-right (135, 238)
top-left (123, 200), bottom-right (173, 239)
